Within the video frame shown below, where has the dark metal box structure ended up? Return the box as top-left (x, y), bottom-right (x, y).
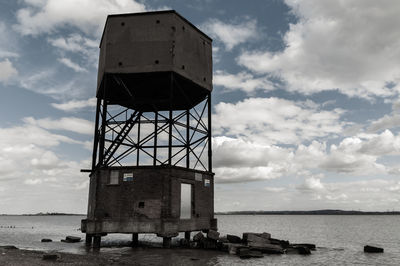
top-left (81, 10), bottom-right (216, 248)
top-left (97, 10), bottom-right (212, 111)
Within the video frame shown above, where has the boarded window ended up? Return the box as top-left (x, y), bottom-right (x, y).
top-left (123, 173), bottom-right (134, 181)
top-left (109, 171), bottom-right (119, 185)
top-left (180, 183), bottom-right (192, 219)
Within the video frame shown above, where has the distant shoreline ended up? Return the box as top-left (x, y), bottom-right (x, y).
top-left (0, 213), bottom-right (85, 216)
top-left (216, 209), bottom-right (400, 215)
top-left (1, 210), bottom-right (400, 216)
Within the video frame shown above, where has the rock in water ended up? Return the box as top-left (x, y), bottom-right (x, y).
top-left (207, 230), bottom-right (220, 240)
top-left (42, 254), bottom-right (58, 261)
top-left (64, 236), bottom-right (81, 243)
top-left (227, 234), bottom-right (242, 243)
top-left (249, 243), bottom-right (284, 254)
top-left (41, 239), bottom-right (52, 242)
top-left (364, 245), bottom-right (384, 253)
top-left (238, 248), bottom-right (264, 259)
top-left (292, 243), bottom-right (316, 250)
top-left (193, 232), bottom-right (205, 242)
top-left (296, 246), bottom-right (311, 255)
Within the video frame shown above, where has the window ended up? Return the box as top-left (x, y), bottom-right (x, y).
top-left (123, 173), bottom-right (134, 181)
top-left (204, 179), bottom-right (210, 187)
top-left (109, 171), bottom-right (119, 185)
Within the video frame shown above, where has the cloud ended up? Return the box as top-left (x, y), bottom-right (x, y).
top-left (0, 118), bottom-right (91, 213)
top-left (48, 34), bottom-right (98, 68)
top-left (202, 18), bottom-right (258, 50)
top-left (0, 59), bottom-right (18, 82)
top-left (23, 116), bottom-right (94, 135)
top-left (297, 177), bottom-right (325, 192)
top-left (51, 97), bottom-right (97, 112)
top-left (213, 70), bottom-right (274, 94)
top-left (14, 0), bottom-right (146, 36)
top-left (58, 57), bottom-right (87, 72)
top-left (19, 68), bottom-right (93, 100)
top-left (237, 0), bottom-right (400, 99)
top-left (213, 97), bottom-right (345, 145)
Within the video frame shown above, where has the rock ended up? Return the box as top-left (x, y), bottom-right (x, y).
top-left (270, 238), bottom-right (290, 248)
top-left (42, 254), bottom-right (58, 261)
top-left (218, 236), bottom-right (229, 243)
top-left (260, 232), bottom-right (271, 239)
top-left (292, 243), bottom-right (316, 250)
top-left (227, 234), bottom-right (242, 243)
top-left (193, 232), bottom-right (205, 242)
top-left (179, 238), bottom-right (190, 247)
top-left (364, 245), bottom-right (384, 253)
top-left (207, 230), bottom-right (220, 240)
top-left (202, 238), bottom-right (217, 249)
top-left (249, 243), bottom-right (284, 254)
top-left (226, 243), bottom-right (247, 255)
top-left (41, 239), bottom-right (52, 243)
top-left (296, 246), bottom-right (311, 255)
top-left (243, 232), bottom-right (271, 244)
top-left (238, 248), bottom-right (264, 259)
top-left (0, 245), bottom-right (18, 250)
top-left (65, 236), bottom-right (81, 243)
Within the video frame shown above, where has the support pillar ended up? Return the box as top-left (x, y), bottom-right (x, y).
top-left (184, 231), bottom-right (191, 241)
top-left (85, 234), bottom-right (93, 246)
top-left (93, 236), bottom-right (101, 249)
top-left (132, 233), bottom-right (139, 247)
top-left (163, 237), bottom-right (171, 248)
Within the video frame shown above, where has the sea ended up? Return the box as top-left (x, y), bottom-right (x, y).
top-left (1, 214), bottom-right (399, 265)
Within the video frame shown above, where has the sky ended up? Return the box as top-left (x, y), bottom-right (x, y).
top-left (1, 0), bottom-right (400, 214)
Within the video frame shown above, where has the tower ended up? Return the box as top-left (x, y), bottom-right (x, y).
top-left (81, 10), bottom-right (216, 248)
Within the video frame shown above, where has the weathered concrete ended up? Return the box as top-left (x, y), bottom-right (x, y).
top-left (82, 166), bottom-right (216, 243)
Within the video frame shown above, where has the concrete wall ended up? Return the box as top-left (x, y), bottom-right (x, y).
top-left (84, 165), bottom-right (215, 236)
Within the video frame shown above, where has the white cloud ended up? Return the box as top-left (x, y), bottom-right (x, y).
top-left (237, 0), bottom-right (400, 99)
top-left (213, 70), bottom-right (274, 94)
top-left (297, 177), bottom-right (325, 192)
top-left (23, 116), bottom-right (93, 135)
top-left (48, 34), bottom-right (97, 52)
top-left (214, 97), bottom-right (345, 145)
top-left (14, 0), bottom-right (146, 36)
top-left (0, 59), bottom-right (18, 82)
top-left (0, 118), bottom-right (91, 213)
top-left (48, 34), bottom-right (98, 68)
top-left (202, 18), bottom-right (258, 50)
top-left (51, 97), bottom-right (97, 112)
top-left (58, 57), bottom-right (87, 72)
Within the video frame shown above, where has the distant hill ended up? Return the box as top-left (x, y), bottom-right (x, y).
top-left (215, 209), bottom-right (400, 215)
